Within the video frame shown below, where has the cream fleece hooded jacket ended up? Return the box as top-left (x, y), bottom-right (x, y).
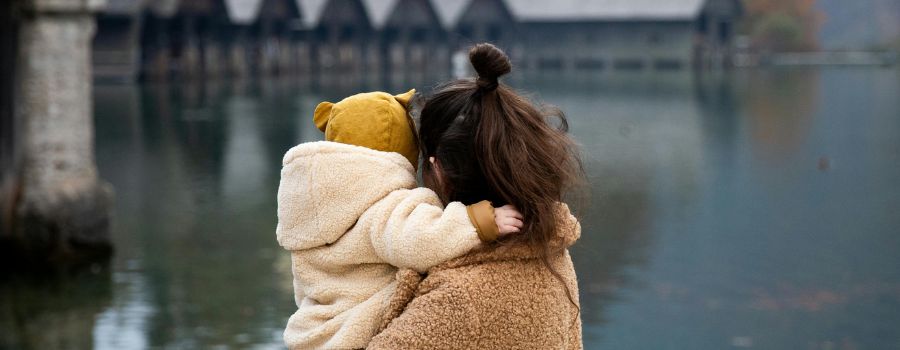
top-left (276, 141), bottom-right (483, 350)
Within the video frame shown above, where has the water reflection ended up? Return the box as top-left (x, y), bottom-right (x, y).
top-left (524, 72), bottom-right (708, 343)
top-left (95, 82), bottom-right (302, 348)
top-left (522, 69), bottom-right (900, 349)
top-left (0, 265), bottom-right (112, 349)
top-left (9, 67), bottom-right (898, 348)
top-left (93, 269), bottom-right (152, 349)
top-left (740, 69), bottom-right (820, 164)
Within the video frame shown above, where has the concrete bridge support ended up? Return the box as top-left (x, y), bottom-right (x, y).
top-left (7, 0), bottom-right (114, 267)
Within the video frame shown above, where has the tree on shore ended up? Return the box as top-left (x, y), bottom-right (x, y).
top-left (741, 0), bottom-right (824, 51)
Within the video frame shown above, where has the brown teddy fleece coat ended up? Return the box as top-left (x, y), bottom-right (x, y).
top-left (368, 205), bottom-right (583, 350)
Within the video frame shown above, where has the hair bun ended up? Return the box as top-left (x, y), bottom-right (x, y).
top-left (469, 43), bottom-right (510, 91)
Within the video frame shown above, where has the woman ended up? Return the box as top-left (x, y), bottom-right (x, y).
top-left (367, 43), bottom-right (585, 350)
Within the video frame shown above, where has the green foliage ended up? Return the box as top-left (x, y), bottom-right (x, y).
top-left (740, 0), bottom-right (822, 52)
top-left (752, 12), bottom-right (806, 51)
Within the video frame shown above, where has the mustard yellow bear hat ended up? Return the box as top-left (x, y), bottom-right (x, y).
top-left (314, 89), bottom-right (418, 168)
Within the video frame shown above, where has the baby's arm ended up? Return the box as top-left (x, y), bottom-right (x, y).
top-left (494, 204), bottom-right (524, 235)
top-left (466, 201), bottom-right (524, 240)
top-left (368, 188), bottom-right (520, 272)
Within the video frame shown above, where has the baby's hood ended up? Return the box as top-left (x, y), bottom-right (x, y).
top-left (276, 141), bottom-right (417, 251)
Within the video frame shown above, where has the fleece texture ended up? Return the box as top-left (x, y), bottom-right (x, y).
top-left (313, 90), bottom-right (419, 168)
top-left (368, 204), bottom-right (583, 350)
top-left (276, 141), bottom-right (483, 350)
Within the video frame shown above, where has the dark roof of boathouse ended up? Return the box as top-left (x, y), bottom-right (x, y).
top-left (103, 0), bottom-right (146, 15)
top-left (136, 0), bottom-right (261, 24)
top-left (456, 0), bottom-right (514, 26)
top-left (308, 0), bottom-right (372, 28)
top-left (360, 0), bottom-right (441, 29)
top-left (105, 0), bottom-right (735, 30)
top-left (147, 0), bottom-right (179, 17)
top-left (259, 0), bottom-right (303, 21)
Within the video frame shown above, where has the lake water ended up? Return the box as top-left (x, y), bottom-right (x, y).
top-left (6, 67), bottom-right (900, 349)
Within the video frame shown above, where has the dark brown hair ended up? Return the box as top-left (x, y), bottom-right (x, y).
top-left (418, 43), bottom-right (584, 308)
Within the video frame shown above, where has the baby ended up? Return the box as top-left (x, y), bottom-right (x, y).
top-left (276, 89), bottom-right (523, 349)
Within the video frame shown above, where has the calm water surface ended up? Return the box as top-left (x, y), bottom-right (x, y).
top-left (14, 68), bottom-right (900, 349)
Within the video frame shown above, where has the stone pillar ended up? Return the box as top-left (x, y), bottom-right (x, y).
top-left (11, 0), bottom-right (114, 265)
top-left (1, 0), bottom-right (18, 169)
top-left (229, 27), bottom-right (250, 78)
top-left (304, 29), bottom-right (318, 78)
top-left (328, 25), bottom-right (340, 71)
top-left (294, 30), bottom-right (312, 77)
top-left (142, 16), bottom-right (171, 81)
top-left (258, 18), bottom-right (275, 76)
top-left (705, 15), bottom-right (720, 69)
top-left (181, 16), bottom-right (202, 79)
top-left (1, 0), bottom-right (19, 236)
top-left (202, 36), bottom-right (222, 79)
top-left (276, 25), bottom-right (291, 75)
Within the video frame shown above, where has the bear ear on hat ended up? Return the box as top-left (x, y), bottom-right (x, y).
top-left (393, 89), bottom-right (416, 109)
top-left (313, 101), bottom-right (334, 132)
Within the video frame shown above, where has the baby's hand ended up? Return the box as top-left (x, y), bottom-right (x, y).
top-left (495, 205), bottom-right (524, 236)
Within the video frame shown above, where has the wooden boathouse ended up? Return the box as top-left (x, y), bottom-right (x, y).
top-left (89, 0), bottom-right (744, 81)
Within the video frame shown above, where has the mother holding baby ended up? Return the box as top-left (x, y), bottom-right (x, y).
top-left (277, 43), bottom-right (583, 350)
top-left (367, 43), bottom-right (584, 349)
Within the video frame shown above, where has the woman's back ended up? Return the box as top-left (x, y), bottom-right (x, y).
top-left (369, 205), bottom-right (582, 350)
top-left (370, 43), bottom-right (586, 349)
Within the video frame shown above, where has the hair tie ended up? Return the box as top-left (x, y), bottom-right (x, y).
top-left (476, 77), bottom-right (498, 92)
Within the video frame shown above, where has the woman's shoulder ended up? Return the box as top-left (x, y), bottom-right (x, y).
top-left (427, 202), bottom-right (580, 274)
top-left (424, 245), bottom-right (578, 298)
top-left (412, 249), bottom-right (581, 348)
